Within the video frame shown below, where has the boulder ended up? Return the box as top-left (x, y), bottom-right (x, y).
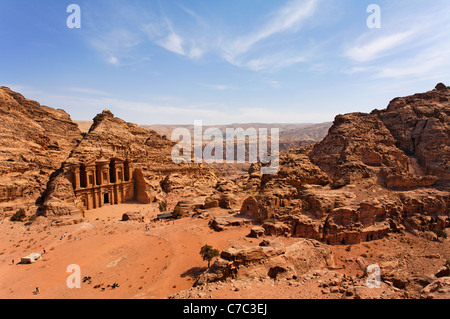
top-left (195, 238), bottom-right (335, 286)
top-left (421, 277), bottom-right (450, 299)
top-left (122, 212), bottom-right (143, 222)
top-left (209, 216), bottom-right (251, 232)
top-left (435, 265), bottom-right (450, 278)
top-left (248, 226), bottom-right (265, 238)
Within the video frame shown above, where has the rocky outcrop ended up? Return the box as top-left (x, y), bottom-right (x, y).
top-left (121, 212), bottom-right (143, 222)
top-left (0, 87), bottom-right (82, 208)
top-left (195, 239), bottom-right (335, 286)
top-left (420, 277), bottom-right (450, 299)
top-left (262, 146), bottom-right (331, 188)
top-left (240, 84), bottom-right (449, 244)
top-left (308, 112), bottom-right (431, 189)
top-left (38, 109), bottom-right (219, 216)
top-left (209, 215), bottom-right (253, 232)
top-left (375, 83), bottom-right (450, 182)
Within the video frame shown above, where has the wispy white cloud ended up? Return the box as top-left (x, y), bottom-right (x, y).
top-left (221, 0), bottom-right (319, 71)
top-left (3, 84), bottom-right (43, 97)
top-left (89, 29), bottom-right (144, 66)
top-left (140, 0), bottom-right (320, 71)
top-left (343, 2), bottom-right (450, 81)
top-left (226, 0), bottom-right (319, 58)
top-left (159, 31), bottom-right (185, 56)
top-left (32, 90), bottom-right (334, 125)
top-left (346, 30), bottom-right (415, 63)
top-left (107, 56), bottom-right (120, 66)
top-left (236, 107), bottom-right (334, 124)
top-left (376, 45), bottom-right (450, 79)
top-left (84, 0), bottom-right (322, 72)
top-left (142, 13), bottom-right (205, 59)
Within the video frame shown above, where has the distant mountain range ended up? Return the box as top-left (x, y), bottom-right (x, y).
top-left (75, 121), bottom-right (332, 145)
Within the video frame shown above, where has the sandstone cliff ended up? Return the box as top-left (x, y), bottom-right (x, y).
top-left (0, 87), bottom-right (82, 207)
top-left (0, 87), bottom-right (219, 218)
top-left (39, 109), bottom-right (218, 216)
top-left (240, 84), bottom-right (449, 244)
top-left (375, 83), bottom-right (450, 183)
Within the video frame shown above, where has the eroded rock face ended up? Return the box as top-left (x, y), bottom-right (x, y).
top-left (421, 277), bottom-right (450, 299)
top-left (121, 212), bottom-right (143, 222)
top-left (0, 88), bottom-right (222, 218)
top-left (262, 147), bottom-right (331, 188)
top-left (240, 85), bottom-right (450, 244)
top-left (309, 112), bottom-right (423, 189)
top-left (0, 87), bottom-right (82, 207)
top-left (195, 239), bottom-right (335, 286)
top-left (375, 83), bottom-right (450, 182)
top-left (39, 109), bottom-right (219, 216)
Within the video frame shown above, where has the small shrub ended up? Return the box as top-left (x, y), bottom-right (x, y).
top-left (158, 200), bottom-right (168, 213)
top-left (345, 246), bottom-right (352, 252)
top-left (173, 206), bottom-right (185, 219)
top-left (200, 244), bottom-right (220, 268)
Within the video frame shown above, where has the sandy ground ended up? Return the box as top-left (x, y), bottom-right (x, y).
top-left (0, 203), bottom-right (252, 299)
top-left (0, 202), bottom-right (448, 299)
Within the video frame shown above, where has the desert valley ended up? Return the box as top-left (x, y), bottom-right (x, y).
top-left (0, 83), bottom-right (449, 300)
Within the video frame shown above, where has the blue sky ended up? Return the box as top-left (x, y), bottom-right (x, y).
top-left (1, 0), bottom-right (450, 125)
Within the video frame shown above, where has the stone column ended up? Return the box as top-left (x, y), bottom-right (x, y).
top-left (87, 193), bottom-right (93, 210)
top-left (94, 190), bottom-right (101, 208)
top-left (124, 161), bottom-right (132, 182)
top-left (116, 163), bottom-right (124, 183)
top-left (86, 166), bottom-right (96, 188)
top-left (101, 167), bottom-right (110, 184)
top-left (111, 188), bottom-right (116, 205)
top-left (72, 166), bottom-right (80, 190)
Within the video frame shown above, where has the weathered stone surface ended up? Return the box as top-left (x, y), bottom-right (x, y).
top-left (421, 277), bottom-right (450, 299)
top-left (195, 239), bottom-right (335, 285)
top-left (435, 265), bottom-right (450, 278)
top-left (0, 87), bottom-right (82, 207)
top-left (248, 226), bottom-right (265, 238)
top-left (309, 112), bottom-right (410, 187)
top-left (262, 222), bottom-right (291, 237)
top-left (209, 215), bottom-right (252, 232)
top-left (262, 147), bottom-right (331, 188)
top-left (375, 84), bottom-right (450, 182)
top-left (39, 109), bottom-right (218, 216)
top-left (238, 85), bottom-right (449, 245)
top-left (121, 212), bottom-right (143, 222)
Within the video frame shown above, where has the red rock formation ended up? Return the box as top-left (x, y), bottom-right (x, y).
top-left (195, 238), bottom-right (335, 285)
top-left (39, 109), bottom-right (218, 216)
top-left (0, 87), bottom-right (82, 207)
top-left (375, 83), bottom-right (450, 182)
top-left (240, 84), bottom-right (449, 244)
